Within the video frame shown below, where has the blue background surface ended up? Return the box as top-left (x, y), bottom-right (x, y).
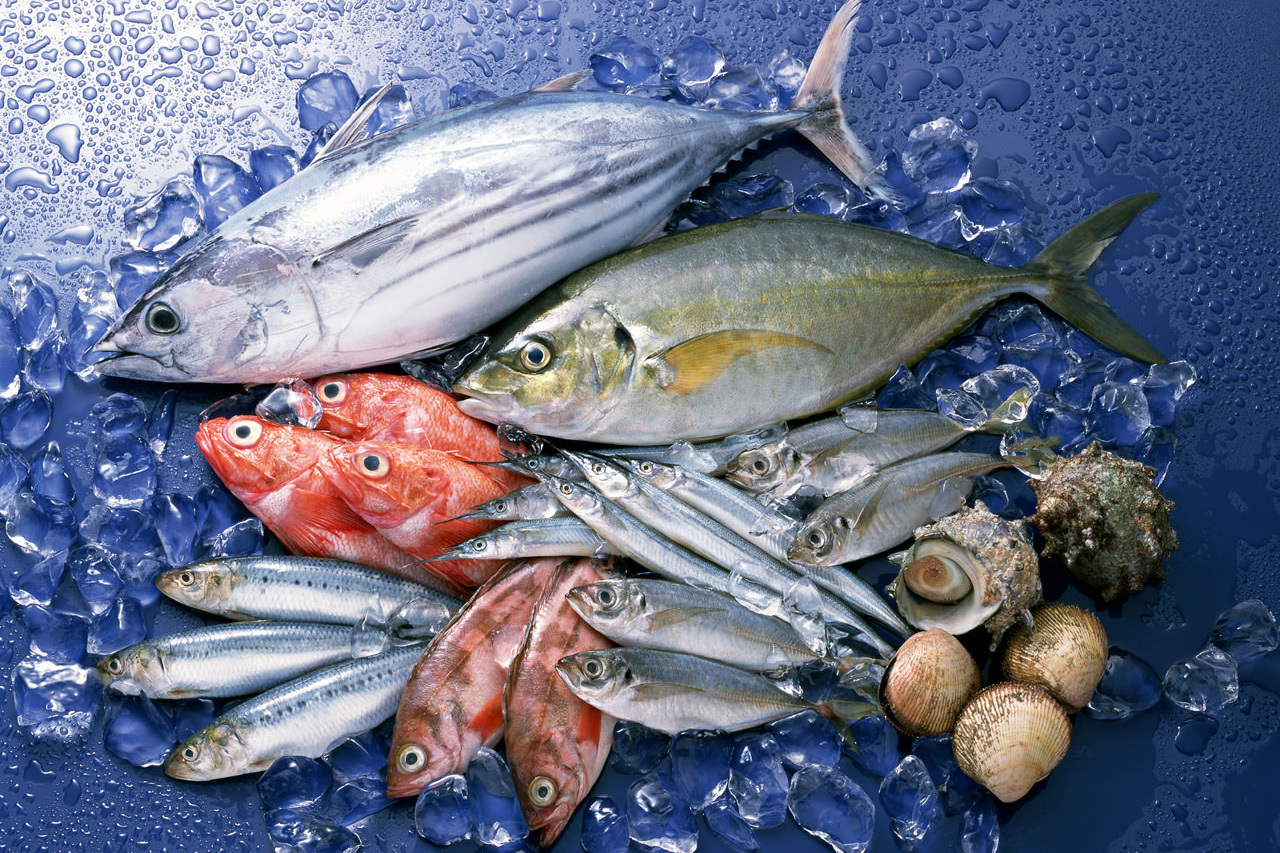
top-left (1, 0), bottom-right (1279, 851)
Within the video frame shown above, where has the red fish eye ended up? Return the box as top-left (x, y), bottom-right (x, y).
top-left (359, 453), bottom-right (389, 478)
top-left (528, 776), bottom-right (558, 807)
top-left (317, 379), bottom-right (347, 405)
top-left (225, 418), bottom-right (263, 448)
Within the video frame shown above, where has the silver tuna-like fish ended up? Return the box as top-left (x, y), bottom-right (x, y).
top-left (93, 0), bottom-right (879, 384)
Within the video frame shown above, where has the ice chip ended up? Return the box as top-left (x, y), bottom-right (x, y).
top-left (669, 730), bottom-right (732, 811)
top-left (207, 517), bottom-right (265, 558)
top-left (1085, 646), bottom-right (1164, 721)
top-left (266, 808), bottom-right (359, 853)
top-left (902, 118), bottom-right (976, 195)
top-left (87, 594), bottom-right (147, 655)
top-left (844, 714), bottom-right (902, 777)
top-left (590, 36), bottom-right (660, 89)
top-left (1162, 646), bottom-right (1239, 715)
top-left (122, 179), bottom-right (204, 253)
top-left (26, 442), bottom-right (73, 505)
top-left (93, 434), bottom-right (158, 507)
top-left (1, 389), bottom-right (53, 450)
top-left (0, 305), bottom-right (20, 400)
top-left (10, 553), bottom-right (65, 608)
top-left (939, 364), bottom-right (1039, 430)
top-left (326, 728), bottom-right (392, 781)
top-left (1089, 380), bottom-right (1151, 446)
top-left (581, 796), bottom-right (629, 853)
top-left (193, 154), bottom-right (262, 230)
top-left (787, 764), bottom-right (876, 853)
top-left (6, 492), bottom-right (77, 555)
top-left (152, 492), bottom-right (200, 567)
top-left (911, 734), bottom-right (981, 816)
top-left (196, 484), bottom-right (250, 544)
top-left (11, 270), bottom-right (59, 348)
top-left (173, 697), bottom-right (217, 741)
top-left (1210, 599), bottom-right (1279, 664)
top-left (21, 335), bottom-right (67, 394)
top-left (767, 709), bottom-right (841, 770)
top-left (0, 441), bottom-right (29, 510)
top-left (610, 721), bottom-right (671, 775)
top-left (880, 754), bottom-right (940, 844)
top-left (109, 250), bottom-right (175, 308)
top-left (362, 83), bottom-right (415, 135)
top-left (146, 389), bottom-right (178, 457)
top-left (448, 80), bottom-right (498, 108)
top-left (794, 183), bottom-right (852, 218)
top-left (958, 178), bottom-right (1026, 241)
top-left (90, 392), bottom-right (148, 438)
top-left (704, 66), bottom-right (779, 112)
top-left (258, 756), bottom-right (333, 811)
top-left (326, 776), bottom-right (392, 825)
top-left (23, 604), bottom-right (89, 663)
top-left (768, 49), bottom-right (807, 107)
top-left (704, 791), bottom-right (758, 851)
top-left (1141, 361), bottom-right (1196, 428)
top-left (414, 775), bottom-right (473, 845)
top-left (874, 151), bottom-right (926, 213)
top-left (466, 747), bottom-right (528, 848)
top-left (728, 733), bottom-right (788, 829)
top-left (713, 173), bottom-right (794, 219)
top-left (626, 774), bottom-right (698, 853)
top-left (68, 543), bottom-right (125, 614)
top-left (960, 796), bottom-right (1000, 853)
top-left (1035, 399), bottom-right (1089, 454)
top-left (249, 144), bottom-right (301, 193)
top-left (80, 504), bottom-right (161, 557)
top-left (104, 694), bottom-right (176, 767)
top-left (256, 379), bottom-right (323, 429)
top-left (13, 656), bottom-right (102, 737)
top-left (296, 70), bottom-right (360, 132)
top-left (659, 37), bottom-right (726, 102)
top-left (64, 291), bottom-right (119, 379)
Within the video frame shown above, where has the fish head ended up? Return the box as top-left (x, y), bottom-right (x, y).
top-left (725, 444), bottom-right (797, 492)
top-left (543, 477), bottom-right (602, 520)
top-left (95, 644), bottom-right (163, 695)
top-left (195, 416), bottom-right (331, 500)
top-left (555, 649), bottom-right (628, 705)
top-left (519, 762), bottom-right (587, 848)
top-left (164, 722), bottom-right (249, 781)
top-left (386, 727), bottom-right (460, 798)
top-left (565, 579), bottom-right (643, 635)
top-left (788, 516), bottom-right (848, 566)
top-left (453, 305), bottom-right (635, 438)
top-left (155, 562), bottom-right (233, 610)
top-left (562, 451), bottom-right (632, 501)
top-left (623, 458), bottom-right (681, 491)
top-left (325, 441), bottom-right (441, 526)
top-left (94, 236), bottom-right (317, 383)
top-left (313, 372), bottom-right (406, 438)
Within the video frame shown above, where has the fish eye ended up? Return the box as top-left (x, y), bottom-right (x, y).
top-left (181, 744), bottom-right (199, 762)
top-left (637, 461), bottom-right (653, 474)
top-left (317, 380), bottom-right (347, 405)
top-left (582, 656), bottom-right (605, 679)
top-left (591, 462), bottom-right (606, 476)
top-left (751, 457), bottom-right (771, 475)
top-left (105, 657), bottom-right (123, 674)
top-left (492, 500), bottom-right (507, 513)
top-left (359, 453), bottom-right (389, 478)
top-left (595, 586), bottom-right (617, 608)
top-left (145, 302), bottom-right (182, 335)
top-left (471, 540), bottom-right (487, 552)
top-left (225, 418), bottom-right (263, 447)
top-left (518, 340), bottom-right (552, 373)
top-left (396, 744), bottom-right (425, 774)
top-left (805, 527), bottom-right (828, 550)
top-left (559, 483), bottom-right (573, 496)
top-left (528, 776), bottom-right (558, 807)
top-left (178, 571), bottom-right (195, 586)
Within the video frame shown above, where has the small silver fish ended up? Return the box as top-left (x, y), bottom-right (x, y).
top-left (432, 516), bottom-right (616, 561)
top-left (566, 578), bottom-right (823, 671)
top-left (455, 482), bottom-right (570, 523)
top-left (154, 556), bottom-right (460, 632)
top-left (556, 647), bottom-right (876, 734)
top-left (593, 424), bottom-right (788, 477)
top-left (96, 621), bottom-right (391, 699)
top-left (164, 643), bottom-right (425, 781)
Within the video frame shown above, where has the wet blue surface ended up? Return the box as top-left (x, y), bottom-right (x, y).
top-left (2, 1), bottom-right (1280, 852)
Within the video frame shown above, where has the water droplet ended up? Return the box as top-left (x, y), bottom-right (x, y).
top-left (4, 167), bottom-right (57, 193)
top-left (65, 59), bottom-right (85, 78)
top-left (46, 124), bottom-right (83, 164)
top-left (978, 77), bottom-right (1031, 111)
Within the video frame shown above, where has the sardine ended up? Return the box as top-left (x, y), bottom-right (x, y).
top-left (789, 449), bottom-right (1043, 566)
top-left (96, 621), bottom-right (392, 699)
top-left (726, 388), bottom-right (1032, 497)
top-left (94, 0), bottom-right (879, 384)
top-left (556, 647), bottom-right (877, 735)
top-left (154, 555), bottom-right (461, 630)
top-left (454, 482), bottom-right (570, 523)
top-left (387, 557), bottom-right (563, 798)
top-left (454, 196), bottom-right (1165, 444)
top-left (505, 559), bottom-right (616, 846)
top-left (163, 643), bottom-right (425, 781)
top-left (431, 517), bottom-right (616, 561)
top-left (566, 578), bottom-right (823, 671)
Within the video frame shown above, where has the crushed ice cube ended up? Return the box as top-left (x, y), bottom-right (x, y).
top-left (1085, 646), bottom-right (1165, 721)
top-left (958, 178), bottom-right (1025, 241)
top-left (122, 179), bottom-right (204, 253)
top-left (610, 720), bottom-right (672, 774)
top-left (659, 37), bottom-right (726, 102)
top-left (21, 335), bottom-right (67, 394)
top-left (843, 714), bottom-right (902, 777)
top-left (249, 145), bottom-right (301, 193)
top-left (669, 730), bottom-right (732, 811)
top-left (109, 250), bottom-right (174, 307)
top-left (296, 70), bottom-right (360, 132)
top-left (11, 270), bottom-right (59, 348)
top-left (26, 442), bottom-right (73, 505)
top-left (581, 795), bottom-right (629, 853)
top-left (959, 795), bottom-right (1000, 853)
top-left (266, 808), bottom-right (359, 853)
top-left (1089, 380), bottom-right (1151, 446)
top-left (80, 505), bottom-right (161, 557)
top-left (207, 517), bottom-right (265, 558)
top-left (902, 118), bottom-right (976, 195)
top-left (787, 764), bottom-right (877, 853)
top-left (414, 774), bottom-right (473, 845)
top-left (1210, 599), bottom-right (1279, 664)
top-left (590, 37), bottom-right (659, 89)
top-left (259, 756), bottom-right (333, 811)
top-left (879, 754), bottom-right (940, 845)
top-left (90, 392), bottom-right (148, 438)
top-left (1, 389), bottom-right (54, 450)
top-left (1162, 646), bottom-right (1239, 715)
top-left (767, 709), bottom-right (841, 770)
top-left (326, 775), bottom-right (392, 825)
top-left (703, 791), bottom-right (758, 851)
top-left (704, 66), bottom-right (779, 112)
top-left (23, 604), bottom-right (89, 663)
top-left (146, 389), bottom-right (178, 457)
top-left (6, 492), bottom-right (77, 555)
top-left (13, 656), bottom-right (102, 737)
top-left (87, 594), bottom-right (147, 655)
top-left (728, 733), bottom-right (788, 829)
top-left (465, 747), bottom-right (529, 848)
top-left (153, 492), bottom-right (200, 567)
top-left (0, 305), bottom-right (20, 400)
top-left (93, 434), bottom-right (158, 507)
top-left (256, 379), bottom-right (323, 429)
top-left (627, 773), bottom-right (698, 853)
top-left (0, 441), bottom-right (29, 509)
top-left (362, 83), bottom-right (415, 136)
top-left (326, 728), bottom-right (392, 781)
top-left (910, 734), bottom-right (981, 816)
top-left (10, 553), bottom-right (65, 608)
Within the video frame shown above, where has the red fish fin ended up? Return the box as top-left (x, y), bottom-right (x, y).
top-left (273, 491), bottom-right (374, 556)
top-left (472, 692), bottom-right (507, 746)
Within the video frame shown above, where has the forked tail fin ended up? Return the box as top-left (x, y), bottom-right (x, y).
top-left (791, 0), bottom-right (884, 197)
top-left (1027, 193), bottom-right (1168, 364)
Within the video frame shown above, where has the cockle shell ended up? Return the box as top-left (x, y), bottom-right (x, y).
top-left (952, 681), bottom-right (1072, 803)
top-left (1002, 603), bottom-right (1108, 712)
top-left (1029, 442), bottom-right (1178, 602)
top-left (880, 628), bottom-right (983, 737)
top-left (887, 503), bottom-right (1043, 650)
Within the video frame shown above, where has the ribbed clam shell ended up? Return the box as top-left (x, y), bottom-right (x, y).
top-left (880, 628), bottom-right (982, 737)
top-left (1002, 603), bottom-right (1108, 712)
top-left (952, 682), bottom-right (1072, 803)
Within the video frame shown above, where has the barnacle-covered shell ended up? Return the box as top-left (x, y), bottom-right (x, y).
top-left (887, 504), bottom-right (1043, 650)
top-left (880, 628), bottom-right (983, 736)
top-left (1002, 603), bottom-right (1108, 712)
top-left (952, 681), bottom-right (1072, 803)
top-left (1029, 442), bottom-right (1178, 602)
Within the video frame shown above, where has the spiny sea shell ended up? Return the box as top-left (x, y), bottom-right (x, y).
top-left (1002, 603), bottom-right (1108, 712)
top-left (952, 681), bottom-right (1072, 803)
top-left (1029, 442), bottom-right (1178, 602)
top-left (880, 628), bottom-right (983, 737)
top-left (887, 503), bottom-right (1043, 650)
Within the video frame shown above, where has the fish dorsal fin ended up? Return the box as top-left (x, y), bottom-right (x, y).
top-left (311, 82), bottom-right (396, 166)
top-left (633, 681), bottom-right (702, 701)
top-left (311, 214), bottom-right (422, 270)
top-left (534, 70), bottom-right (591, 92)
top-left (645, 605), bottom-right (725, 632)
top-left (648, 330), bottom-right (834, 396)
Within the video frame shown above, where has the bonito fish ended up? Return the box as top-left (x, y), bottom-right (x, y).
top-left (454, 196), bottom-right (1165, 444)
top-left (93, 0), bottom-right (879, 384)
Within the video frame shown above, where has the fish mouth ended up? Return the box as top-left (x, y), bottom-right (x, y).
top-left (92, 346), bottom-right (185, 380)
top-left (454, 394), bottom-right (514, 424)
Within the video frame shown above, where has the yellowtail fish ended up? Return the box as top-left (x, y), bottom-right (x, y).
top-left (455, 196), bottom-right (1165, 444)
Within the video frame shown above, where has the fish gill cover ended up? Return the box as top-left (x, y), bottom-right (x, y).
top-left (0, 1), bottom-right (1278, 852)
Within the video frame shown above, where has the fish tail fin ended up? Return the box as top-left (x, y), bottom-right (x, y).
top-left (817, 697), bottom-right (881, 751)
top-left (790, 0), bottom-right (882, 196)
top-left (980, 386), bottom-right (1035, 434)
top-left (1027, 193), bottom-right (1168, 365)
top-left (1001, 434), bottom-right (1060, 478)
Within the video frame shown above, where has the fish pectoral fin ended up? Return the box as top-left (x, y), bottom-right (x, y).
top-left (648, 330), bottom-right (834, 396)
top-left (644, 606), bottom-right (726, 632)
top-left (275, 491), bottom-right (372, 554)
top-left (632, 682), bottom-right (703, 702)
top-left (311, 216), bottom-right (422, 270)
top-left (533, 70), bottom-right (591, 92)
top-left (844, 477), bottom-right (891, 534)
top-left (311, 82), bottom-right (396, 165)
